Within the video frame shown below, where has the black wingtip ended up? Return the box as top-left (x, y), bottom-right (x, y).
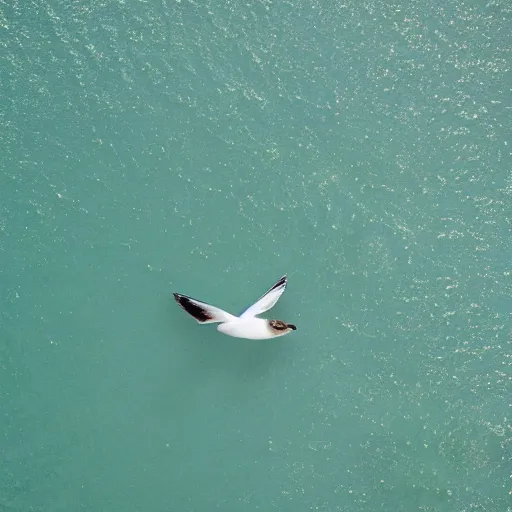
top-left (173, 293), bottom-right (214, 323)
top-left (272, 275), bottom-right (287, 290)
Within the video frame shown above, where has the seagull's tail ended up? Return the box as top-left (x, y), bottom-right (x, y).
top-left (173, 293), bottom-right (236, 324)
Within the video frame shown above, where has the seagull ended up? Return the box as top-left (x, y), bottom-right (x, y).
top-left (173, 275), bottom-right (296, 339)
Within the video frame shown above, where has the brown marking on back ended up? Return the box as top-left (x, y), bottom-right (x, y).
top-left (269, 320), bottom-right (288, 331)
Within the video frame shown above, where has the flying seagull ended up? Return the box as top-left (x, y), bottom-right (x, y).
top-left (173, 275), bottom-right (296, 339)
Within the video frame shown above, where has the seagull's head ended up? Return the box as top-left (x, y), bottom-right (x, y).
top-left (269, 319), bottom-right (297, 335)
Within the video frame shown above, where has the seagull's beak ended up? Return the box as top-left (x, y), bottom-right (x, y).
top-left (287, 324), bottom-right (297, 331)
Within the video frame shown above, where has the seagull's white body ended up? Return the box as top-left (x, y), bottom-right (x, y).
top-left (173, 275), bottom-right (296, 340)
top-left (217, 317), bottom-right (275, 340)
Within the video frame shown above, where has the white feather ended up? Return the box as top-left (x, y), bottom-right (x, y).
top-left (239, 275), bottom-right (287, 318)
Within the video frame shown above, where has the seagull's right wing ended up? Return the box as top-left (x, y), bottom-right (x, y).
top-left (240, 275), bottom-right (288, 318)
top-left (173, 293), bottom-right (236, 324)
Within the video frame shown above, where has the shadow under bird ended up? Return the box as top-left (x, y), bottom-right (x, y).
top-left (173, 275), bottom-right (297, 340)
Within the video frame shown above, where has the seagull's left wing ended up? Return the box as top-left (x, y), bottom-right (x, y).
top-left (240, 275), bottom-right (288, 318)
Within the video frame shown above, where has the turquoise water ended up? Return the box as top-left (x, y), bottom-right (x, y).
top-left (1, 0), bottom-right (510, 510)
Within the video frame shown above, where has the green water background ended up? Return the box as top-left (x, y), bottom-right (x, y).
top-left (1, 0), bottom-right (510, 510)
